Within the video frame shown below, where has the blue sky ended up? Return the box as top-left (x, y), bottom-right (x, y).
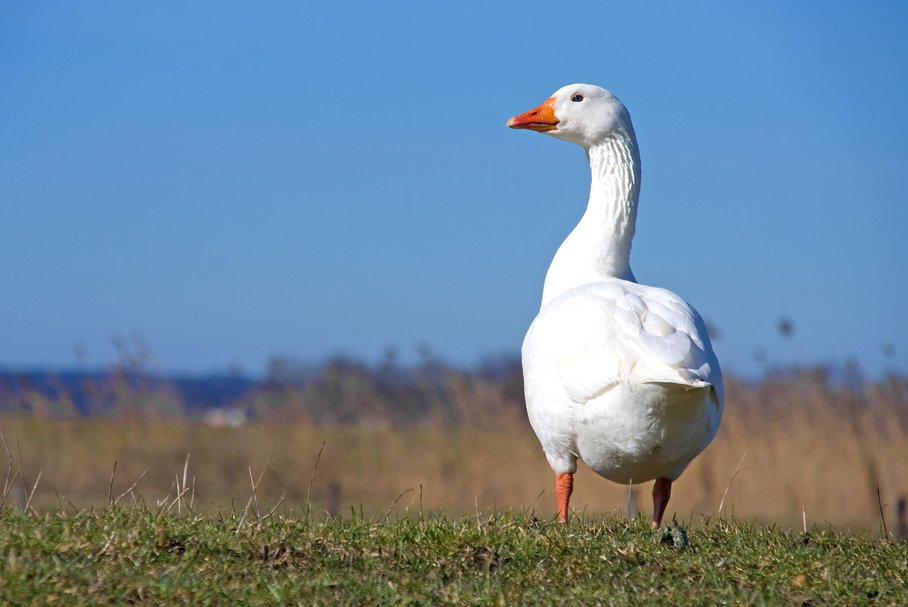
top-left (1, 2), bottom-right (906, 377)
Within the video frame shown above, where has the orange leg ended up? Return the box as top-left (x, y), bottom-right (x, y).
top-left (651, 477), bottom-right (672, 528)
top-left (556, 473), bottom-right (574, 523)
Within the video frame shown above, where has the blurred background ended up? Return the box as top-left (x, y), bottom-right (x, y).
top-left (1, 2), bottom-right (906, 531)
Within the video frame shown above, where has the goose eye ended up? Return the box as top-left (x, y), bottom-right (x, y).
top-left (571, 94), bottom-right (584, 102)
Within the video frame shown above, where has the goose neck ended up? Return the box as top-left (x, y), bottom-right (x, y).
top-left (540, 136), bottom-right (641, 308)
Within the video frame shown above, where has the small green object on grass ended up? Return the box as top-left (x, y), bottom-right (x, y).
top-left (658, 523), bottom-right (690, 549)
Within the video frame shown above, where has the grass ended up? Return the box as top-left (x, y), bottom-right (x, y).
top-left (1, 367), bottom-right (906, 603)
top-left (3, 409), bottom-right (906, 530)
top-left (3, 368), bottom-right (907, 529)
top-left (0, 506), bottom-right (905, 606)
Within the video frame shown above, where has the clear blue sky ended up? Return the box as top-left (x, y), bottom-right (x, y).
top-left (2, 2), bottom-right (906, 377)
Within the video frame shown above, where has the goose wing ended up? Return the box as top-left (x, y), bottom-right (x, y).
top-left (525, 279), bottom-right (722, 404)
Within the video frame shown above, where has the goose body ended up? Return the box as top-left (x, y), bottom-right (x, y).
top-left (508, 84), bottom-right (724, 526)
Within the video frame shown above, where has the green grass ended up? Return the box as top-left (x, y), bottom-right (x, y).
top-left (0, 506), bottom-right (905, 606)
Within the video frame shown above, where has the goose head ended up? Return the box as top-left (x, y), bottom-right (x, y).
top-left (507, 83), bottom-right (635, 149)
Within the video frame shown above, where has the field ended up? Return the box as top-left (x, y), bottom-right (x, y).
top-left (1, 364), bottom-right (906, 603)
top-left (1, 506), bottom-right (906, 605)
top-left (2, 366), bottom-right (906, 530)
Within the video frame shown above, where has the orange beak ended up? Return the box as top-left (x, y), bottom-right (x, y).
top-left (507, 97), bottom-right (559, 132)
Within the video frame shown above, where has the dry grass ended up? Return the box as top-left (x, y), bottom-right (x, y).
top-left (1, 370), bottom-right (906, 532)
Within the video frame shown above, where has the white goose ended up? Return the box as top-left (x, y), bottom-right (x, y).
top-left (508, 84), bottom-right (723, 527)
